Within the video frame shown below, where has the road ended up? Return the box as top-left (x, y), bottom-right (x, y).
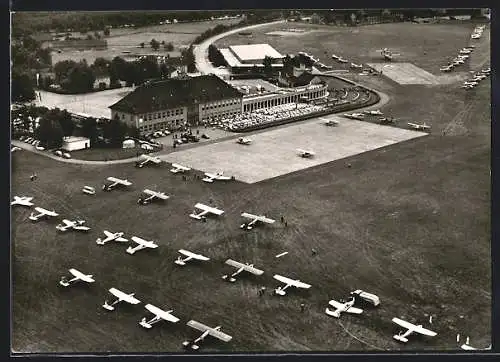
top-left (193, 20), bottom-right (286, 75)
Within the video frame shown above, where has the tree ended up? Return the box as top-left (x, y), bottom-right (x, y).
top-left (81, 117), bottom-right (99, 143)
top-left (103, 27), bottom-right (110, 36)
top-left (263, 56), bottom-right (273, 76)
top-left (34, 117), bottom-right (64, 149)
top-left (140, 42), bottom-right (145, 48)
top-left (150, 38), bottom-right (160, 51)
top-left (165, 42), bottom-right (174, 51)
top-left (12, 71), bottom-right (36, 102)
top-left (58, 109), bottom-right (75, 137)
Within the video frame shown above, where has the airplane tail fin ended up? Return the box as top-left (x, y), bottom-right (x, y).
top-left (393, 334), bottom-right (408, 343)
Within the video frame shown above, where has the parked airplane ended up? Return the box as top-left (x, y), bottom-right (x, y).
top-left (381, 48), bottom-right (400, 61)
top-left (202, 171), bottom-right (232, 183)
top-left (170, 163), bottom-right (191, 174)
top-left (297, 149), bottom-right (315, 158)
top-left (236, 137), bottom-right (252, 145)
top-left (102, 287), bottom-right (141, 311)
top-left (183, 320), bottom-right (232, 350)
top-left (379, 117), bottom-right (395, 125)
top-left (337, 57), bottom-right (348, 63)
top-left (11, 196), bottom-right (34, 207)
top-left (139, 304), bottom-right (180, 328)
top-left (136, 154), bottom-right (162, 168)
top-left (96, 230), bottom-right (128, 245)
top-left (102, 176), bottom-right (132, 191)
top-left (440, 65), bottom-right (453, 72)
top-left (392, 317), bottom-right (437, 343)
top-left (189, 203), bottom-right (224, 220)
top-left (138, 189), bottom-right (169, 205)
top-left (222, 259), bottom-right (264, 282)
top-left (273, 274), bottom-right (311, 296)
top-left (11, 146), bottom-right (21, 152)
top-left (350, 62), bottom-right (363, 69)
top-left (325, 296), bottom-right (363, 318)
top-left (408, 122), bottom-right (431, 131)
top-left (460, 336), bottom-right (491, 350)
top-left (240, 212), bottom-right (276, 230)
top-left (82, 186), bottom-right (96, 195)
top-left (126, 236), bottom-right (159, 254)
top-left (59, 268), bottom-right (95, 287)
top-left (175, 249), bottom-right (210, 266)
top-left (29, 207), bottom-right (59, 222)
top-left (343, 113), bottom-right (365, 120)
top-left (323, 119), bottom-right (340, 126)
top-left (56, 219), bottom-right (91, 232)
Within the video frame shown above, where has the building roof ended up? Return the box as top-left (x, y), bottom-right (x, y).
top-left (229, 44), bottom-right (284, 62)
top-left (109, 75), bottom-right (243, 114)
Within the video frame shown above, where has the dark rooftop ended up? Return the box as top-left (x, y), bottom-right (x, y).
top-left (109, 74), bottom-right (243, 114)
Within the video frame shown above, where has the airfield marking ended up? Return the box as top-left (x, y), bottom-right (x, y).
top-left (367, 63), bottom-right (439, 85)
top-left (162, 116), bottom-right (427, 184)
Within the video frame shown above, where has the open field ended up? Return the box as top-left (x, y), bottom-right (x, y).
top-left (162, 116), bottom-right (427, 183)
top-left (12, 20), bottom-right (491, 354)
top-left (47, 19), bottom-right (241, 64)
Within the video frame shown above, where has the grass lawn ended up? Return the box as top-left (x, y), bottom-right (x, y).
top-left (70, 146), bottom-right (147, 162)
top-left (11, 20), bottom-right (490, 354)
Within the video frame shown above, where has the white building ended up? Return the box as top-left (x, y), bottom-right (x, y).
top-left (62, 136), bottom-right (91, 152)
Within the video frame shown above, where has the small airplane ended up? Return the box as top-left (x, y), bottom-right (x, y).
top-left (138, 189), bottom-right (169, 205)
top-left (139, 304), bottom-right (180, 328)
top-left (343, 113), bottom-right (365, 120)
top-left (59, 268), bottom-right (95, 287)
top-left (82, 186), bottom-right (96, 195)
top-left (380, 48), bottom-right (400, 61)
top-left (407, 122), bottom-right (431, 131)
top-left (331, 54), bottom-right (340, 60)
top-left (102, 176), bottom-right (132, 191)
top-left (170, 163), bottom-right (191, 174)
top-left (297, 149), bottom-right (315, 158)
top-left (126, 236), bottom-right (159, 254)
top-left (222, 259), bottom-right (264, 282)
top-left (11, 146), bottom-right (21, 152)
top-left (392, 317), bottom-right (437, 343)
top-left (364, 109), bottom-right (383, 116)
top-left (189, 203), bottom-right (224, 220)
top-left (56, 219), bottom-right (91, 232)
top-left (102, 287), bottom-right (141, 311)
top-left (273, 274), bottom-right (312, 296)
top-left (135, 154), bottom-right (162, 168)
top-left (236, 137), bottom-right (252, 145)
top-left (325, 296), bottom-right (363, 318)
top-left (175, 249), bottom-right (210, 266)
top-left (29, 207), bottom-right (59, 222)
top-left (11, 196), bottom-right (34, 207)
top-left (440, 65), bottom-right (453, 72)
top-left (460, 336), bottom-right (491, 351)
top-left (96, 230), bottom-right (128, 245)
top-left (183, 320), bottom-right (232, 350)
top-left (350, 62), bottom-right (363, 69)
top-left (202, 171), bottom-right (232, 183)
top-left (240, 212), bottom-right (275, 230)
top-left (323, 119), bottom-right (340, 126)
top-left (379, 117), bottom-right (395, 125)
top-left (337, 57), bottom-right (348, 63)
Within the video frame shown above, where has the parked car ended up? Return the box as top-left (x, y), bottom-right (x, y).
top-left (35, 146), bottom-right (45, 151)
top-left (201, 134), bottom-right (210, 139)
top-left (63, 152), bottom-right (71, 159)
top-left (55, 150), bottom-right (63, 157)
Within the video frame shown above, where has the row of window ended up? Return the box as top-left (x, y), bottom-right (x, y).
top-left (141, 109), bottom-right (184, 121)
top-left (139, 119), bottom-right (183, 132)
top-left (201, 99), bottom-right (240, 111)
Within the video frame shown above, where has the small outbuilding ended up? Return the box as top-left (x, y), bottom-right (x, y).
top-left (62, 136), bottom-right (90, 152)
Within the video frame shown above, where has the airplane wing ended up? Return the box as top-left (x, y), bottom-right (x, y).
top-left (145, 304), bottom-right (179, 323)
top-left (69, 268), bottom-right (94, 282)
top-left (179, 249), bottom-right (210, 261)
top-left (194, 203), bottom-right (224, 215)
top-left (109, 288), bottom-right (141, 304)
top-left (273, 274), bottom-right (310, 288)
top-left (103, 230), bottom-right (114, 238)
top-left (186, 320), bottom-right (232, 342)
top-left (225, 259), bottom-right (264, 275)
top-left (131, 236), bottom-right (158, 248)
top-left (215, 175), bottom-right (231, 180)
top-left (204, 173), bottom-right (216, 179)
top-left (407, 123), bottom-right (417, 128)
top-left (346, 306), bottom-right (363, 314)
top-left (412, 325), bottom-right (437, 337)
top-left (208, 328), bottom-right (233, 342)
top-left (187, 319), bottom-right (211, 333)
top-left (62, 219), bottom-right (73, 226)
top-left (461, 344), bottom-right (476, 350)
top-left (392, 317), bottom-right (420, 333)
top-left (291, 280), bottom-right (311, 289)
top-left (143, 189), bottom-right (169, 200)
top-left (241, 212), bottom-right (276, 224)
top-left (107, 176), bottom-right (120, 183)
top-left (328, 300), bottom-right (345, 310)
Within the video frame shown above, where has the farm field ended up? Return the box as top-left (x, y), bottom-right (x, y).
top-left (47, 19), bottom-right (241, 64)
top-left (12, 20), bottom-right (491, 354)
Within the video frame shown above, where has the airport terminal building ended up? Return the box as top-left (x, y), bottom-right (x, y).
top-left (109, 75), bottom-right (244, 134)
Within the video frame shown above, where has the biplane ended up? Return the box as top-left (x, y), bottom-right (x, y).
top-left (102, 287), bottom-right (141, 311)
top-left (273, 274), bottom-right (311, 296)
top-left (96, 230), bottom-right (128, 245)
top-left (135, 154), bottom-right (162, 168)
top-left (392, 317), bottom-right (437, 343)
top-left (325, 296), bottom-right (363, 318)
top-left (102, 176), bottom-right (132, 191)
top-left (407, 122), bottom-right (431, 131)
top-left (202, 171), bottom-right (232, 183)
top-left (297, 149), bottom-right (315, 158)
top-left (56, 219), bottom-right (91, 232)
top-left (189, 203), bottom-right (224, 220)
top-left (126, 236), bottom-right (159, 254)
top-left (236, 137), bottom-right (252, 145)
top-left (59, 268), bottom-right (95, 287)
top-left (138, 189), bottom-right (170, 205)
top-left (29, 207), bottom-right (59, 222)
top-left (175, 249), bottom-right (210, 266)
top-left (240, 212), bottom-right (275, 230)
top-left (170, 163), bottom-right (191, 174)
top-left (222, 259), bottom-right (264, 282)
top-left (183, 320), bottom-right (232, 350)
top-left (11, 196), bottom-right (34, 207)
top-left (139, 304), bottom-right (180, 328)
